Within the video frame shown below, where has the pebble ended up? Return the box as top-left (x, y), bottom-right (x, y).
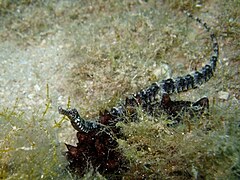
top-left (153, 63), bottom-right (172, 79)
top-left (34, 84), bottom-right (41, 91)
top-left (218, 91), bottom-right (230, 100)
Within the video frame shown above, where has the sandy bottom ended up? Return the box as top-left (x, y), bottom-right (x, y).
top-left (0, 31), bottom-right (73, 114)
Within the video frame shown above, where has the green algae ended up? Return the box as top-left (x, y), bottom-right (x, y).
top-left (0, 0), bottom-right (239, 179)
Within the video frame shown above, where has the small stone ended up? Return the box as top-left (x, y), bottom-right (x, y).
top-left (218, 91), bottom-right (230, 100)
top-left (40, 39), bottom-right (46, 46)
top-left (34, 84), bottom-right (41, 91)
top-left (153, 63), bottom-right (172, 79)
top-left (28, 93), bottom-right (34, 99)
top-left (58, 96), bottom-right (63, 101)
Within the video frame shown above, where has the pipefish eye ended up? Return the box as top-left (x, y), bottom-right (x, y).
top-left (70, 109), bottom-right (78, 118)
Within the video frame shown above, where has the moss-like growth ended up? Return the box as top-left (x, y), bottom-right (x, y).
top-left (0, 0), bottom-right (239, 179)
top-left (0, 102), bottom-right (70, 179)
top-left (119, 102), bottom-right (240, 179)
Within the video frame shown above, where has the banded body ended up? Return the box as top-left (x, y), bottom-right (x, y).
top-left (58, 106), bottom-right (104, 133)
top-left (59, 11), bottom-right (219, 133)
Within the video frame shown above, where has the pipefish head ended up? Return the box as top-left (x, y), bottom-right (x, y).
top-left (58, 106), bottom-right (80, 122)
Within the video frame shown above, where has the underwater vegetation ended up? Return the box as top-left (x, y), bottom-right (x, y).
top-left (0, 0), bottom-right (239, 179)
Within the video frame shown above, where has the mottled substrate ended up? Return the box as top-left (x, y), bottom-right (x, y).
top-left (0, 0), bottom-right (239, 179)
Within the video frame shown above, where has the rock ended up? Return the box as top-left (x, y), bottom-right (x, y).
top-left (152, 63), bottom-right (172, 80)
top-left (218, 91), bottom-right (230, 100)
